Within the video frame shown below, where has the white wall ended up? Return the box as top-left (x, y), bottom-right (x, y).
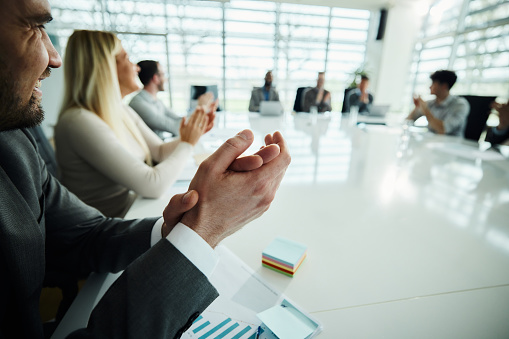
top-left (366, 1), bottom-right (430, 113)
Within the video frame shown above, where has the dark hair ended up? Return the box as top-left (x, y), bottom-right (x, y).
top-left (137, 60), bottom-right (159, 86)
top-left (430, 70), bottom-right (457, 89)
top-left (360, 75), bottom-right (369, 81)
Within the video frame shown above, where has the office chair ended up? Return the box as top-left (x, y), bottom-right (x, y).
top-left (341, 87), bottom-right (357, 113)
top-left (460, 95), bottom-right (497, 141)
top-left (293, 87), bottom-right (311, 112)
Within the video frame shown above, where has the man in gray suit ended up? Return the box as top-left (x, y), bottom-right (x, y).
top-left (249, 71), bottom-right (280, 112)
top-left (0, 0), bottom-right (291, 338)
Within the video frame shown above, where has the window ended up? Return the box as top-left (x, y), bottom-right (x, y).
top-left (49, 0), bottom-right (370, 113)
top-left (406, 0), bottom-right (509, 113)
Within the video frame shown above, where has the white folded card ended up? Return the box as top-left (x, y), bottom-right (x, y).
top-left (257, 298), bottom-right (321, 339)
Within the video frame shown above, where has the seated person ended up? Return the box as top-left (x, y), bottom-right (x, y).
top-left (1, 1), bottom-right (291, 337)
top-left (129, 60), bottom-right (214, 139)
top-left (345, 75), bottom-right (373, 113)
top-left (406, 70), bottom-right (469, 136)
top-left (249, 70), bottom-right (280, 112)
top-left (55, 31), bottom-right (215, 218)
top-left (486, 100), bottom-right (509, 145)
top-left (302, 72), bottom-right (332, 113)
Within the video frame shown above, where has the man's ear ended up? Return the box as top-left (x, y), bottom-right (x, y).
top-left (151, 74), bottom-right (157, 84)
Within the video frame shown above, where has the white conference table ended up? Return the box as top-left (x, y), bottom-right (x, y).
top-left (54, 112), bottom-right (509, 338)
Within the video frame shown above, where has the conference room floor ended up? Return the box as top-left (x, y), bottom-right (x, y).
top-left (54, 112), bottom-right (509, 338)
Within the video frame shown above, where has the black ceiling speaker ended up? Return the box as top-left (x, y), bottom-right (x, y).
top-left (376, 9), bottom-right (388, 40)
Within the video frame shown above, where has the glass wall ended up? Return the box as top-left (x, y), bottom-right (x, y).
top-left (406, 0), bottom-right (509, 110)
top-left (48, 0), bottom-right (371, 113)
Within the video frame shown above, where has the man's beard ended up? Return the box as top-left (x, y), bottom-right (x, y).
top-left (0, 66), bottom-right (48, 132)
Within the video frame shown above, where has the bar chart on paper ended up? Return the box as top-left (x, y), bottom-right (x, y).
top-left (184, 310), bottom-right (260, 339)
top-left (182, 246), bottom-right (278, 339)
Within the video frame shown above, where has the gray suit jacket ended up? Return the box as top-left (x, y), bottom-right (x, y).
top-left (0, 129), bottom-right (218, 338)
top-left (249, 86), bottom-right (280, 112)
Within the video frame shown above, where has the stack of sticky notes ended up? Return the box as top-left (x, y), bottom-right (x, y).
top-left (262, 237), bottom-right (307, 277)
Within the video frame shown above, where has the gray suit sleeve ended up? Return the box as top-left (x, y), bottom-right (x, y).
top-left (273, 90), bottom-right (280, 102)
top-left (40, 143), bottom-right (218, 338)
top-left (249, 89), bottom-right (260, 112)
top-left (69, 241), bottom-right (218, 339)
top-left (129, 96), bottom-right (181, 136)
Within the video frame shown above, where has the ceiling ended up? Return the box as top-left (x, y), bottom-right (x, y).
top-left (255, 0), bottom-right (434, 11)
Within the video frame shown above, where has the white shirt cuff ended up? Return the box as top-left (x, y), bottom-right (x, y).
top-left (150, 218), bottom-right (165, 247)
top-left (167, 222), bottom-right (218, 278)
top-left (151, 219), bottom-right (218, 278)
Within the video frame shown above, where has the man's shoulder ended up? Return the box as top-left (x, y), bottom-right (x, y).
top-left (0, 129), bottom-right (37, 155)
top-left (0, 129), bottom-right (42, 184)
top-left (452, 95), bottom-right (469, 105)
top-left (129, 90), bottom-right (147, 105)
top-left (450, 96), bottom-right (470, 111)
top-left (305, 87), bottom-right (317, 96)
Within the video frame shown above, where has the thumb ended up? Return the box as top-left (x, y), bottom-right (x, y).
top-left (206, 129), bottom-right (254, 172)
top-left (162, 190), bottom-right (199, 228)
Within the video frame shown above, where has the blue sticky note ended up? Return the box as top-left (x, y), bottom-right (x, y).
top-left (262, 237), bottom-right (307, 267)
top-left (257, 299), bottom-right (318, 339)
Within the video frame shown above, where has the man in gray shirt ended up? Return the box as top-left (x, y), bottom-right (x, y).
top-left (129, 60), bottom-right (214, 138)
top-left (407, 70), bottom-right (469, 136)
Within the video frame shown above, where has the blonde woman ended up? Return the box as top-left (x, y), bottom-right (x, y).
top-left (55, 30), bottom-right (215, 217)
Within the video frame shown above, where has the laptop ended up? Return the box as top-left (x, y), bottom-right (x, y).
top-left (259, 101), bottom-right (283, 116)
top-left (356, 105), bottom-right (390, 125)
top-left (364, 105), bottom-right (390, 117)
top-left (188, 85), bottom-right (219, 115)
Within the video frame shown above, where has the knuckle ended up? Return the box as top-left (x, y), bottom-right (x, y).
top-left (224, 136), bottom-right (243, 151)
top-left (198, 160), bottom-right (213, 173)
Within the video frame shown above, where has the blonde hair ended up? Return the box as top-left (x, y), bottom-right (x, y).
top-left (60, 30), bottom-right (152, 164)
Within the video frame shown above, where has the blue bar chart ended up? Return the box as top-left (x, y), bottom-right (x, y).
top-left (184, 311), bottom-right (259, 339)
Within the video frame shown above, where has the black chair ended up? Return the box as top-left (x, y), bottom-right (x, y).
top-left (293, 87), bottom-right (311, 112)
top-left (460, 95), bottom-right (497, 141)
top-left (341, 87), bottom-right (356, 113)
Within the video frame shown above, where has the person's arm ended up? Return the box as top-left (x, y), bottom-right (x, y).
top-left (320, 91), bottom-right (332, 112)
top-left (302, 90), bottom-right (314, 113)
top-left (416, 98), bottom-right (446, 134)
top-left (407, 96), bottom-right (423, 121)
top-left (70, 128), bottom-right (289, 338)
top-left (249, 89), bottom-right (260, 112)
top-left (59, 111), bottom-right (192, 199)
top-left (129, 95), bottom-right (180, 136)
top-left (486, 101), bottom-right (509, 144)
top-left (431, 98), bottom-right (469, 135)
top-left (273, 88), bottom-right (280, 102)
